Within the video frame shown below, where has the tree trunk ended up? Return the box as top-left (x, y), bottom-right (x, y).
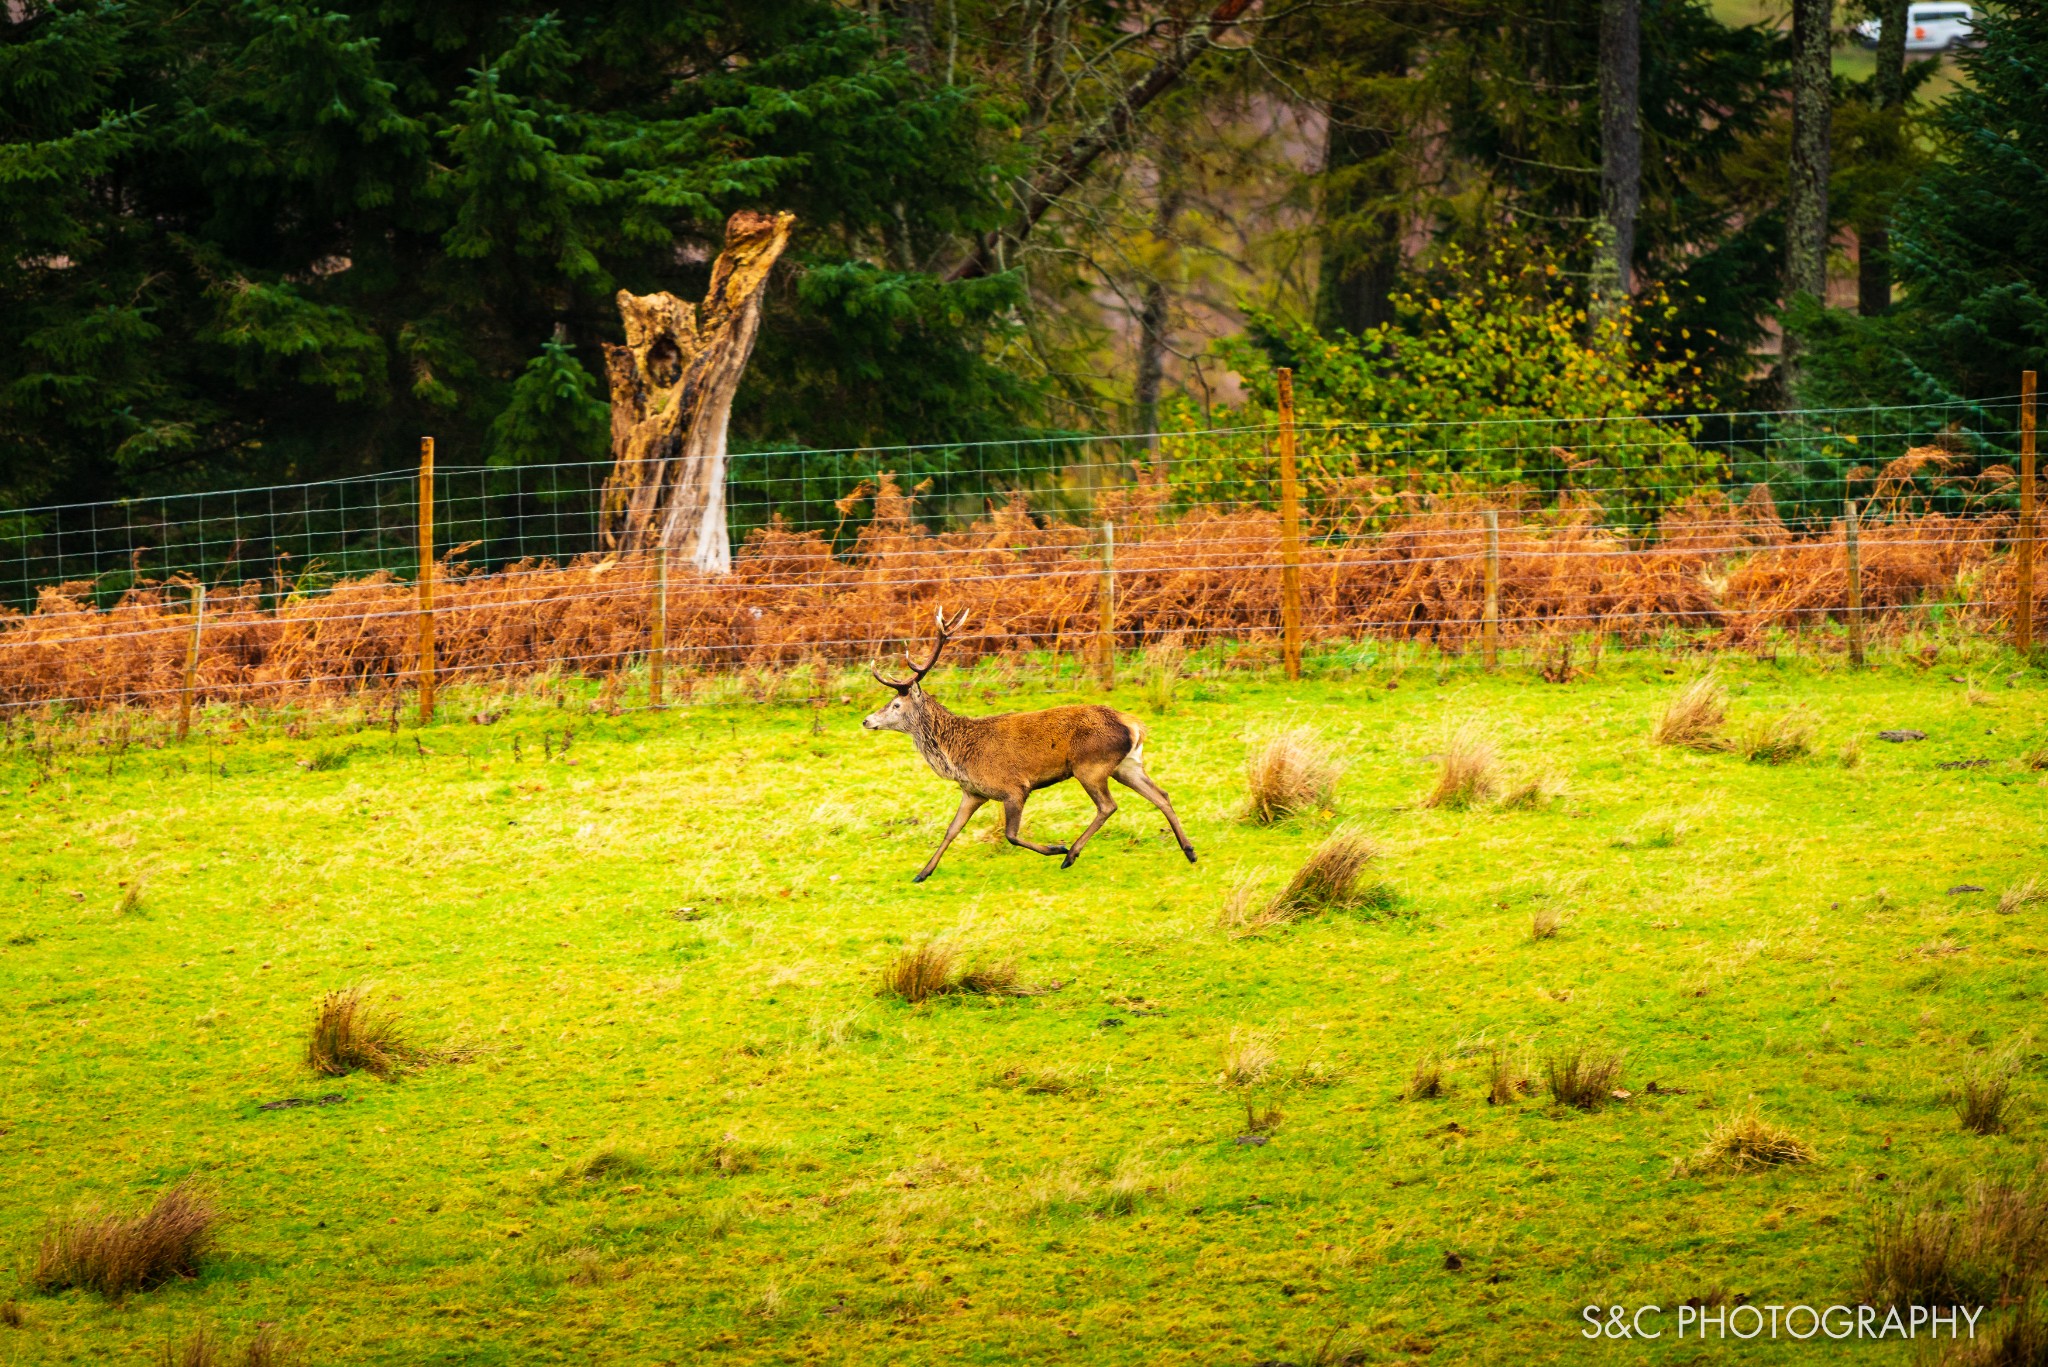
top-left (598, 210), bottom-right (795, 572)
top-left (1592, 0), bottom-right (1642, 315)
top-left (1783, 0), bottom-right (1833, 387)
top-left (1135, 172), bottom-right (1182, 447)
top-left (1859, 0), bottom-right (1908, 316)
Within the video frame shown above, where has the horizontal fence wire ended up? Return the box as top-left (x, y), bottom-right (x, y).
top-left (0, 395), bottom-right (2037, 715)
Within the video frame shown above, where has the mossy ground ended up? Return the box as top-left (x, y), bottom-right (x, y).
top-left (3, 643), bottom-right (2045, 1364)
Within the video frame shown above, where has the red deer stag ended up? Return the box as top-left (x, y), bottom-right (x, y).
top-left (863, 607), bottom-right (1198, 882)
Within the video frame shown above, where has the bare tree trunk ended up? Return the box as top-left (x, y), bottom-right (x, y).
top-left (1135, 170), bottom-right (1182, 448)
top-left (598, 210), bottom-right (795, 572)
top-left (1592, 0), bottom-right (1642, 316)
top-left (1783, 0), bottom-right (1834, 390)
top-left (1858, 0), bottom-right (1908, 316)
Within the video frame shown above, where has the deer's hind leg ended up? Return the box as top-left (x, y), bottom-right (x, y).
top-left (1113, 753), bottom-right (1196, 863)
top-left (1059, 766), bottom-right (1120, 869)
top-left (1001, 791), bottom-right (1069, 858)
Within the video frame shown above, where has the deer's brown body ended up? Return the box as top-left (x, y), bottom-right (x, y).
top-left (864, 609), bottom-right (1197, 882)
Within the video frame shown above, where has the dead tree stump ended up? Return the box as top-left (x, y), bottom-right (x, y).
top-left (598, 209), bottom-right (795, 571)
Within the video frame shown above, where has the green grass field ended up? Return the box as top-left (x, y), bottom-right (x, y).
top-left (4, 643), bottom-right (2046, 1364)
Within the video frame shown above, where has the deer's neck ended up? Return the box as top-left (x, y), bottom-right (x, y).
top-left (907, 694), bottom-right (979, 786)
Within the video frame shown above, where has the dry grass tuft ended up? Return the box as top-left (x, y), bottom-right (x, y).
top-left (877, 942), bottom-right (1037, 1001)
top-left (1218, 1033), bottom-right (1278, 1092)
top-left (1142, 633), bottom-right (1187, 714)
top-left (1737, 713), bottom-right (1816, 764)
top-left (1405, 1047), bottom-right (1447, 1101)
top-left (157, 1326), bottom-right (299, 1367)
top-left (1684, 1104), bottom-right (1817, 1173)
top-left (305, 986), bottom-right (411, 1077)
top-left (0, 1301), bottom-right (21, 1329)
top-left (994, 1064), bottom-right (1097, 1097)
top-left (877, 941), bottom-right (959, 1004)
top-left (1955, 1057), bottom-right (2019, 1136)
top-left (33, 1181), bottom-right (220, 1297)
top-left (1999, 877), bottom-right (2045, 916)
top-left (1862, 1180), bottom-right (2048, 1314)
top-left (956, 961), bottom-right (1024, 996)
top-left (1425, 723), bottom-right (1499, 810)
top-left (1652, 677), bottom-right (1729, 750)
top-left (1530, 908), bottom-right (1565, 941)
top-left (1862, 1203), bottom-right (1962, 1309)
top-left (559, 1145), bottom-right (647, 1184)
top-left (1499, 772), bottom-right (1566, 810)
top-left (1486, 1045), bottom-right (1532, 1105)
top-left (1543, 1045), bottom-right (1625, 1110)
top-left (1241, 728), bottom-right (1345, 824)
top-left (1263, 829), bottom-right (1385, 923)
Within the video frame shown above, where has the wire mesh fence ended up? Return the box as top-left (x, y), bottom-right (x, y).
top-left (0, 393), bottom-right (2038, 716)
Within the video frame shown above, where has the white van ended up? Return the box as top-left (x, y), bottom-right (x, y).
top-left (1853, 3), bottom-right (1975, 51)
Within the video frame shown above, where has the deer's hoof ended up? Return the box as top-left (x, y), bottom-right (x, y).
top-left (913, 870), bottom-right (931, 884)
top-left (1060, 852), bottom-right (1078, 869)
top-left (1183, 847), bottom-right (1198, 864)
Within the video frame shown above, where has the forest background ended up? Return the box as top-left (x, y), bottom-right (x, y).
top-left (1, 0), bottom-right (2043, 517)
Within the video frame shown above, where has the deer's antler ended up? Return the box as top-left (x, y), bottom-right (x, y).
top-left (872, 605), bottom-right (971, 693)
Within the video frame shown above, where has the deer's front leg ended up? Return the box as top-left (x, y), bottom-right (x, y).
top-left (1002, 792), bottom-right (1068, 857)
top-left (914, 791), bottom-right (985, 883)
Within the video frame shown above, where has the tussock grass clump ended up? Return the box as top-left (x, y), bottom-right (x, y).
top-left (33, 1181), bottom-right (219, 1297)
top-left (1217, 1032), bottom-right (1285, 1132)
top-left (879, 940), bottom-right (959, 1003)
top-left (1486, 1045), bottom-right (1532, 1104)
top-left (1424, 723), bottom-right (1498, 810)
top-left (693, 1134), bottom-right (765, 1176)
top-left (1861, 1181), bottom-right (2048, 1313)
top-left (116, 876), bottom-right (147, 916)
top-left (1217, 1033), bottom-right (1277, 1092)
top-left (157, 1325), bottom-right (298, 1367)
top-left (1265, 828), bottom-right (1382, 922)
top-left (1240, 728), bottom-right (1344, 824)
top-left (1499, 773), bottom-right (1565, 810)
top-left (1222, 833), bottom-right (1388, 935)
top-left (877, 941), bottom-right (1036, 1002)
top-left (1531, 908), bottom-right (1565, 941)
top-left (1142, 633), bottom-right (1186, 714)
top-left (1405, 1047), bottom-right (1447, 1100)
top-left (1651, 677), bottom-right (1728, 750)
top-left (1683, 1104), bottom-right (1817, 1173)
top-left (559, 1145), bottom-right (647, 1184)
top-left (1955, 1060), bottom-right (2017, 1136)
top-left (1093, 1157), bottom-right (1151, 1217)
top-left (1737, 713), bottom-right (1815, 764)
top-left (1543, 1045), bottom-right (1625, 1110)
top-left (305, 986), bottom-right (411, 1078)
top-left (1861, 1203), bottom-right (1967, 1308)
top-left (994, 1064), bottom-right (1097, 1097)
top-left (1998, 877), bottom-right (2045, 916)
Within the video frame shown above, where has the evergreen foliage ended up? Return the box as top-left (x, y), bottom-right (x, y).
top-left (0, 1), bottom-right (1029, 510)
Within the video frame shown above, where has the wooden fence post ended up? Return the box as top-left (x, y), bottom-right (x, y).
top-left (650, 544), bottom-right (669, 708)
top-left (1482, 509), bottom-right (1500, 671)
top-left (177, 583), bottom-right (204, 741)
top-left (1276, 367), bottom-right (1304, 681)
top-left (1097, 521), bottom-right (1116, 690)
top-left (418, 436), bottom-right (436, 723)
top-left (1845, 498), bottom-right (1866, 668)
top-left (2019, 370), bottom-right (2037, 657)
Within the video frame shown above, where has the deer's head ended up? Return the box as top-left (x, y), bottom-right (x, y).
top-left (863, 606), bottom-right (970, 733)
